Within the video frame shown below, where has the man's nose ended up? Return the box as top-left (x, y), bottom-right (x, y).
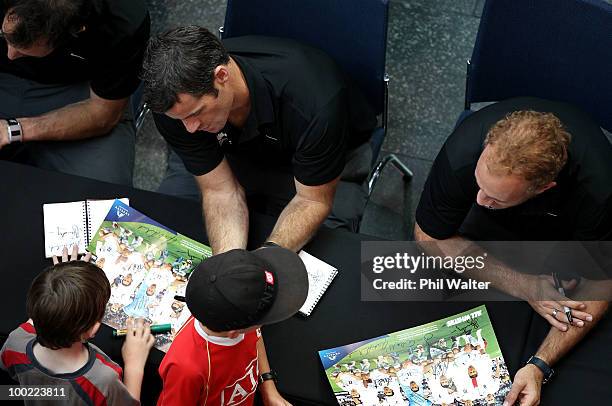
top-left (182, 118), bottom-right (200, 133)
top-left (6, 45), bottom-right (23, 60)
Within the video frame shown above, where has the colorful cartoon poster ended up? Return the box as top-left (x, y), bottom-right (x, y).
top-left (319, 306), bottom-right (512, 406)
top-left (88, 199), bottom-right (212, 352)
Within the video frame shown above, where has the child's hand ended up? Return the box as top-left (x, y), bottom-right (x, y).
top-left (121, 318), bottom-right (155, 371)
top-left (52, 245), bottom-right (91, 264)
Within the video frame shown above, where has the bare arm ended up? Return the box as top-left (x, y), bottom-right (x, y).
top-left (536, 301), bottom-right (608, 366)
top-left (414, 222), bottom-right (591, 330)
top-left (504, 301), bottom-right (609, 406)
top-left (121, 319), bottom-right (155, 401)
top-left (257, 336), bottom-right (292, 406)
top-left (267, 177), bottom-right (339, 252)
top-left (414, 222), bottom-right (533, 298)
top-left (0, 88), bottom-right (127, 147)
top-left (196, 158), bottom-right (249, 254)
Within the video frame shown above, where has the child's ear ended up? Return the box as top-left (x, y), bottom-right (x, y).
top-left (81, 322), bottom-right (101, 341)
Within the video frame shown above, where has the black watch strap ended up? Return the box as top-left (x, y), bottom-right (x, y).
top-left (527, 356), bottom-right (554, 384)
top-left (261, 241), bottom-right (280, 249)
top-left (259, 370), bottom-right (277, 384)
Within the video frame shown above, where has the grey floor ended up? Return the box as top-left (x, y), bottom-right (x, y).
top-left (133, 0), bottom-right (485, 240)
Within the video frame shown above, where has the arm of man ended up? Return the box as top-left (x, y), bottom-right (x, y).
top-left (257, 335), bottom-right (292, 406)
top-left (414, 222), bottom-right (592, 331)
top-left (0, 89), bottom-right (127, 147)
top-left (504, 301), bottom-right (609, 406)
top-left (196, 158), bottom-right (249, 254)
top-left (266, 176), bottom-right (339, 252)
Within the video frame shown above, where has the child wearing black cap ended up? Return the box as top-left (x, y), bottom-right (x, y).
top-left (157, 247), bottom-right (309, 406)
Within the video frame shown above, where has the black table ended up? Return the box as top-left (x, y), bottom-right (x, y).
top-left (1, 160), bottom-right (609, 405)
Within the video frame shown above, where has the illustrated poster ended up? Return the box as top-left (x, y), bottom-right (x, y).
top-left (318, 305), bottom-right (512, 406)
top-left (88, 200), bottom-right (212, 352)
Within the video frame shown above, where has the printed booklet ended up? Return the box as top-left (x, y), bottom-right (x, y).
top-left (87, 199), bottom-right (212, 352)
top-left (318, 305), bottom-right (511, 406)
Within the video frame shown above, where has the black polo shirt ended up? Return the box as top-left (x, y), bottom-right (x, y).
top-left (154, 36), bottom-right (377, 187)
top-left (0, 0), bottom-right (150, 100)
top-left (416, 97), bottom-right (612, 241)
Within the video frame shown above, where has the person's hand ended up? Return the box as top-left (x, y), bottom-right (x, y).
top-left (121, 318), bottom-right (155, 372)
top-left (260, 381), bottom-right (292, 406)
top-left (503, 364), bottom-right (543, 406)
top-left (522, 274), bottom-right (592, 331)
top-left (52, 245), bottom-right (92, 264)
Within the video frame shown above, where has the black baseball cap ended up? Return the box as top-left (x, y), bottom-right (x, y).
top-left (184, 247), bottom-right (309, 332)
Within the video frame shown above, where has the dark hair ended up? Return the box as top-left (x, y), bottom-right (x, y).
top-left (141, 25), bottom-right (230, 112)
top-left (2, 0), bottom-right (88, 50)
top-left (26, 261), bottom-right (111, 349)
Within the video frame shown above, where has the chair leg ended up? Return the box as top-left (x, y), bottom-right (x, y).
top-left (367, 154), bottom-right (413, 197)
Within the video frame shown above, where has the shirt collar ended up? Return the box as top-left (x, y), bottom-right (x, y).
top-left (230, 54), bottom-right (275, 138)
top-left (194, 319), bottom-right (245, 347)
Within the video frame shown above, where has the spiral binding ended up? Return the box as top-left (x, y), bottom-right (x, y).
top-left (84, 201), bottom-right (91, 246)
top-left (302, 269), bottom-right (338, 316)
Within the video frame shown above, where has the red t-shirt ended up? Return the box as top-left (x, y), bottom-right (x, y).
top-left (157, 317), bottom-right (261, 406)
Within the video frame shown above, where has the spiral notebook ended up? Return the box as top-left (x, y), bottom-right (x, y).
top-left (43, 198), bottom-right (129, 257)
top-left (298, 250), bottom-right (338, 316)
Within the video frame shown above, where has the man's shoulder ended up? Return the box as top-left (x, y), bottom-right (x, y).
top-left (225, 36), bottom-right (346, 95)
top-left (224, 36), bottom-right (337, 67)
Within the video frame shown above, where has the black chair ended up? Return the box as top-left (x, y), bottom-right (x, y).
top-left (221, 0), bottom-right (412, 203)
top-left (463, 0), bottom-right (612, 132)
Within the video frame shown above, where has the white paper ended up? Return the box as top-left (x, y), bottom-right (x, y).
top-left (298, 250), bottom-right (338, 316)
top-left (43, 201), bottom-right (87, 257)
top-left (42, 198), bottom-right (129, 258)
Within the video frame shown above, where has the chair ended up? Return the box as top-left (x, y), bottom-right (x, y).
top-left (464, 0), bottom-right (612, 132)
top-left (221, 0), bottom-right (413, 202)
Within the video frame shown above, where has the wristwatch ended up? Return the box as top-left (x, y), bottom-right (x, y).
top-left (5, 118), bottom-right (23, 143)
top-left (261, 241), bottom-right (280, 249)
top-left (259, 370), bottom-right (278, 384)
top-left (527, 356), bottom-right (554, 384)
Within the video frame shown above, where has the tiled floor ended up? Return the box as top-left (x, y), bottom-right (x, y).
top-left (134, 0), bottom-right (484, 240)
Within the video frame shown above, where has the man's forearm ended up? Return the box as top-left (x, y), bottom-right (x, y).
top-left (415, 230), bottom-right (529, 299)
top-left (536, 301), bottom-right (609, 366)
top-left (14, 97), bottom-right (126, 142)
top-left (267, 195), bottom-right (330, 252)
top-left (202, 186), bottom-right (249, 254)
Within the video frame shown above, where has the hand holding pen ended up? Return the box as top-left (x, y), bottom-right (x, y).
top-left (524, 274), bottom-right (593, 332)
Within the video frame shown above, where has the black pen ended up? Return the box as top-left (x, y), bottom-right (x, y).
top-left (552, 272), bottom-right (573, 323)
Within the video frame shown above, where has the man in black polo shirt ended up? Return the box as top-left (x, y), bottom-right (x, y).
top-left (0, 0), bottom-right (150, 184)
top-left (415, 97), bottom-right (611, 405)
top-left (141, 26), bottom-right (376, 253)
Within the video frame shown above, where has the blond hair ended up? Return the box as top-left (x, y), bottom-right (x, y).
top-left (484, 111), bottom-right (571, 189)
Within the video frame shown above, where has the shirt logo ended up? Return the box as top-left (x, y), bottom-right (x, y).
top-left (264, 271), bottom-right (274, 285)
top-left (220, 358), bottom-right (259, 405)
top-left (217, 132), bottom-right (230, 146)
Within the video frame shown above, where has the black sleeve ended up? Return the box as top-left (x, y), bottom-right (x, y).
top-left (153, 114), bottom-right (224, 176)
top-left (90, 13), bottom-right (151, 100)
top-left (415, 146), bottom-right (477, 239)
top-left (292, 91), bottom-right (348, 186)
